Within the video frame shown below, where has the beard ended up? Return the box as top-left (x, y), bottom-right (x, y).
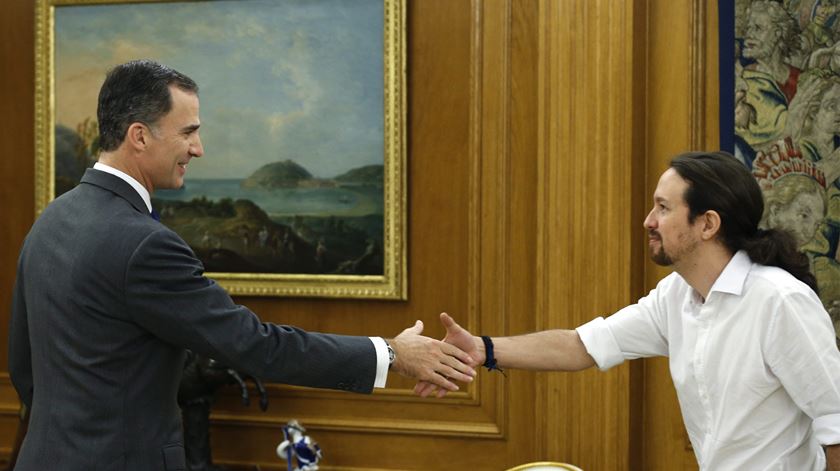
top-left (648, 232), bottom-right (674, 266)
top-left (650, 246), bottom-right (674, 266)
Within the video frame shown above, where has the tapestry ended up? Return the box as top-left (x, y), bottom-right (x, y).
top-left (727, 0), bottom-right (840, 340)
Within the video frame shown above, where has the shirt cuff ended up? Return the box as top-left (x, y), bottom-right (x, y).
top-left (576, 317), bottom-right (625, 371)
top-left (369, 337), bottom-right (390, 389)
top-left (814, 413), bottom-right (840, 445)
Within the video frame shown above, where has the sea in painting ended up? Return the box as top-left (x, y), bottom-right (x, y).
top-left (153, 162), bottom-right (384, 275)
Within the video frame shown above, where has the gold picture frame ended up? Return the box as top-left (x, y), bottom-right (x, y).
top-left (34, 0), bottom-right (407, 299)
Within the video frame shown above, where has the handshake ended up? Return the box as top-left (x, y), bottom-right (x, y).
top-left (387, 313), bottom-right (486, 398)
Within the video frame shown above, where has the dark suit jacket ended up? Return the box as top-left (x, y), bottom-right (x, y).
top-left (9, 169), bottom-right (376, 470)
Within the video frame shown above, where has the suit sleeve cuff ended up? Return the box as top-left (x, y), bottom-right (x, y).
top-left (576, 317), bottom-right (625, 371)
top-left (370, 337), bottom-right (389, 388)
top-left (814, 413), bottom-right (840, 445)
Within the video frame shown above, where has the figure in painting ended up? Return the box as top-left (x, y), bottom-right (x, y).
top-left (737, 1), bottom-right (802, 155)
top-left (754, 140), bottom-right (828, 249)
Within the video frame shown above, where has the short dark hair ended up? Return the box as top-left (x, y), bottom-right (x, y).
top-left (669, 151), bottom-right (817, 291)
top-left (96, 60), bottom-right (198, 151)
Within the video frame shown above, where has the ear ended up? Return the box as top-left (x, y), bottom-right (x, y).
top-left (699, 210), bottom-right (722, 241)
top-left (125, 122), bottom-right (151, 151)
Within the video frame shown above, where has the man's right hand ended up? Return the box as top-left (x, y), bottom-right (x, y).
top-left (413, 312), bottom-right (483, 398)
top-left (388, 319), bottom-right (476, 393)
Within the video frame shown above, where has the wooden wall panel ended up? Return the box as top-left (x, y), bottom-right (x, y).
top-left (1, 0), bottom-right (36, 371)
top-left (0, 0), bottom-right (721, 469)
top-left (642, 1), bottom-right (719, 470)
top-left (536, 1), bottom-right (644, 469)
top-left (643, 0), bottom-right (696, 466)
top-left (0, 1), bottom-right (36, 467)
top-left (507, 0), bottom-right (540, 462)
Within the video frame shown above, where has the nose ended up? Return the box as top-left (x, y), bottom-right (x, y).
top-left (190, 133), bottom-right (204, 158)
top-left (643, 208), bottom-right (657, 230)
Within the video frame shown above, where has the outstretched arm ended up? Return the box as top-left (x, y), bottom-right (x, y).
top-left (415, 313), bottom-right (595, 397)
top-left (488, 329), bottom-right (595, 371)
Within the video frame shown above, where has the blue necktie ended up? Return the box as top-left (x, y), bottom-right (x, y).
top-left (150, 209), bottom-right (161, 221)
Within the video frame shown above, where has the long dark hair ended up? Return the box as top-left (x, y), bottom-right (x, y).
top-left (670, 151), bottom-right (817, 292)
top-left (97, 59), bottom-right (198, 152)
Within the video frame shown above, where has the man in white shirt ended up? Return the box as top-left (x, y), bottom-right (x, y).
top-left (419, 152), bottom-right (840, 470)
top-left (9, 60), bottom-right (476, 471)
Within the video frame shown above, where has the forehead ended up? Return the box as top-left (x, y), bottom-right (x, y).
top-left (168, 86), bottom-right (199, 110)
top-left (748, 9), bottom-right (771, 24)
top-left (790, 190), bottom-right (825, 208)
top-left (654, 168), bottom-right (689, 203)
top-left (822, 83), bottom-right (840, 101)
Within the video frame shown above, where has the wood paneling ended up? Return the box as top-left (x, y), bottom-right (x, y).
top-left (0, 1), bottom-right (36, 466)
top-left (641, 1), bottom-right (719, 470)
top-left (536, 1), bottom-right (645, 469)
top-left (0, 0), bottom-right (721, 469)
top-left (1, 0), bottom-right (36, 372)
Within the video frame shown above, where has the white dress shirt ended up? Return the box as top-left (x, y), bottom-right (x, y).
top-left (92, 162), bottom-right (390, 388)
top-left (577, 250), bottom-right (840, 470)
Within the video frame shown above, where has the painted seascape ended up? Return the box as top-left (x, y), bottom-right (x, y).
top-left (53, 0), bottom-right (386, 275)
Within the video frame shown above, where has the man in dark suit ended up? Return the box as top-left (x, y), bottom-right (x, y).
top-left (8, 60), bottom-right (475, 471)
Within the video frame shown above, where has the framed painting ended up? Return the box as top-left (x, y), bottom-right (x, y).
top-left (722, 0), bottom-right (840, 340)
top-left (35, 0), bottom-right (407, 299)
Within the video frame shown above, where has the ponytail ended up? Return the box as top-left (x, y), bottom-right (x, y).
top-left (742, 228), bottom-right (818, 292)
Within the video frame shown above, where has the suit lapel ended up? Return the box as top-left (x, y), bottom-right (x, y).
top-left (80, 168), bottom-right (149, 216)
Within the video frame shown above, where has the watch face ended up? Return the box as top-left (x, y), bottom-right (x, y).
top-left (387, 345), bottom-right (395, 363)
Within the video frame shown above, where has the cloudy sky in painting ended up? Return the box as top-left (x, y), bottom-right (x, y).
top-left (55, 0), bottom-right (383, 179)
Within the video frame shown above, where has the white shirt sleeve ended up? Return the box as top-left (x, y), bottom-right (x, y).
top-left (814, 414), bottom-right (840, 446)
top-left (576, 317), bottom-right (625, 370)
top-left (764, 291), bottom-right (840, 445)
top-left (369, 337), bottom-right (390, 388)
top-left (577, 284), bottom-right (671, 370)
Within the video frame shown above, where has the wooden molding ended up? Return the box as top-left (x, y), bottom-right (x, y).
top-left (475, 0), bottom-right (513, 440)
top-left (210, 413), bottom-right (502, 438)
top-left (689, 0), bottom-right (707, 150)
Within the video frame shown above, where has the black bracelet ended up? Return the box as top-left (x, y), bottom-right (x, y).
top-left (481, 335), bottom-right (505, 375)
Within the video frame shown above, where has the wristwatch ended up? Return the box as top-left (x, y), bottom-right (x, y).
top-left (385, 340), bottom-right (396, 369)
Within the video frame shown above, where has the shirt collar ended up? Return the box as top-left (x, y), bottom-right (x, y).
top-left (93, 162), bottom-right (152, 213)
top-left (707, 250), bottom-right (752, 296)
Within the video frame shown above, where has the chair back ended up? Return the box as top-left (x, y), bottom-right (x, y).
top-left (506, 462), bottom-right (583, 471)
